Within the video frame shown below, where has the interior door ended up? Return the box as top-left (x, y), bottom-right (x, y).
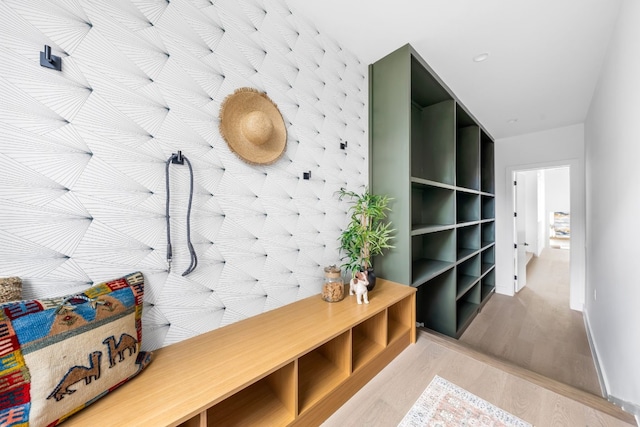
top-left (514, 172), bottom-right (527, 292)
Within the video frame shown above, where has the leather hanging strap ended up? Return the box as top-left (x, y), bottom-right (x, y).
top-left (165, 152), bottom-right (198, 276)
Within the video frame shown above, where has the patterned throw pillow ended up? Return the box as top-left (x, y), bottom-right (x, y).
top-left (0, 271), bottom-right (153, 427)
top-left (0, 277), bottom-right (21, 303)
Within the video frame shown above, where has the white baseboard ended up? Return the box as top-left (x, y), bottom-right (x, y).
top-left (607, 395), bottom-right (640, 420)
top-left (584, 313), bottom-right (640, 422)
top-left (495, 285), bottom-right (514, 297)
top-left (583, 312), bottom-right (606, 397)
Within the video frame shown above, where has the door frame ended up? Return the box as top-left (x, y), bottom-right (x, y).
top-left (503, 158), bottom-right (585, 311)
top-left (513, 171), bottom-right (528, 292)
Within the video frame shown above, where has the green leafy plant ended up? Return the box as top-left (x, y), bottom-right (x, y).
top-left (337, 188), bottom-right (395, 277)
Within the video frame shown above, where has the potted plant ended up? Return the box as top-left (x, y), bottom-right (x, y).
top-left (337, 188), bottom-right (395, 291)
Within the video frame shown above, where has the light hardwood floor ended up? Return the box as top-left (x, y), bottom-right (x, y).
top-left (323, 247), bottom-right (637, 426)
top-left (322, 330), bottom-right (635, 426)
top-left (460, 247), bottom-right (601, 395)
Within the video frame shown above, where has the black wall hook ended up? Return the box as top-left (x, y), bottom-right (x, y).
top-left (303, 171), bottom-right (311, 180)
top-left (40, 45), bottom-right (62, 71)
top-left (340, 140), bottom-right (348, 150)
top-left (171, 151), bottom-right (184, 165)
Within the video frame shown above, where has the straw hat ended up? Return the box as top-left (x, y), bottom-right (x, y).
top-left (219, 87), bottom-right (287, 165)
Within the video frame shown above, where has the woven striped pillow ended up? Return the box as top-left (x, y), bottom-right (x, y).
top-left (0, 271), bottom-right (153, 426)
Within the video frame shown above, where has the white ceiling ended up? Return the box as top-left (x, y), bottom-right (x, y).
top-left (287, 0), bottom-right (622, 139)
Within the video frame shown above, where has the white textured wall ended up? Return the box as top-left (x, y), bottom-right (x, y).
top-left (0, 0), bottom-right (368, 351)
top-left (584, 0), bottom-right (640, 409)
top-left (495, 124), bottom-right (585, 311)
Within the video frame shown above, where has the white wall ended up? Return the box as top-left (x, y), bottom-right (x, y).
top-left (536, 171), bottom-right (546, 256)
top-left (495, 124), bottom-right (585, 311)
top-left (522, 170), bottom-right (538, 255)
top-left (584, 0), bottom-right (640, 410)
top-left (544, 167), bottom-right (570, 245)
top-left (0, 0), bottom-right (368, 351)
top-left (545, 167), bottom-right (571, 213)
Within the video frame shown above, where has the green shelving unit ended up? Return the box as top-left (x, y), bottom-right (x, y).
top-left (370, 44), bottom-right (496, 338)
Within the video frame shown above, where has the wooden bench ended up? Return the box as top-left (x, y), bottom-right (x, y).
top-left (64, 279), bottom-right (416, 426)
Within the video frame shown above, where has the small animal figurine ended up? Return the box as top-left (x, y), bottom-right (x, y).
top-left (349, 271), bottom-right (370, 304)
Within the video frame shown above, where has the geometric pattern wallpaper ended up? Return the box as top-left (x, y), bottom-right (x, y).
top-left (0, 0), bottom-right (367, 350)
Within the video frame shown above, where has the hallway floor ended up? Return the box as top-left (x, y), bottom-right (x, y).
top-left (322, 247), bottom-right (637, 426)
top-left (322, 330), bottom-right (633, 426)
top-left (459, 247), bottom-right (601, 395)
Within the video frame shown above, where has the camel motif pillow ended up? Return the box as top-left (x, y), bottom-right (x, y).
top-left (0, 271), bottom-right (153, 426)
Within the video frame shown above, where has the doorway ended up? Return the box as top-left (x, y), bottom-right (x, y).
top-left (513, 166), bottom-right (571, 297)
top-left (461, 165), bottom-right (602, 394)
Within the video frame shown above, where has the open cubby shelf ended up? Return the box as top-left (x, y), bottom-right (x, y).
top-left (64, 280), bottom-right (416, 427)
top-left (352, 311), bottom-right (387, 372)
top-left (298, 331), bottom-right (351, 412)
top-left (412, 259), bottom-right (456, 287)
top-left (456, 255), bottom-right (480, 299)
top-left (481, 246), bottom-right (495, 276)
top-left (457, 282), bottom-right (481, 335)
top-left (482, 195), bottom-right (495, 220)
top-left (456, 192), bottom-right (480, 223)
top-left (457, 300), bottom-right (480, 332)
top-left (481, 269), bottom-right (496, 303)
top-left (457, 274), bottom-right (479, 298)
top-left (481, 284), bottom-right (495, 301)
top-left (456, 105), bottom-right (480, 191)
top-left (411, 100), bottom-right (455, 185)
top-left (457, 225), bottom-right (480, 261)
top-left (411, 183), bottom-right (455, 229)
top-left (416, 268), bottom-right (457, 337)
top-left (371, 43), bottom-right (495, 339)
top-left (482, 263), bottom-right (495, 276)
top-left (481, 131), bottom-right (495, 194)
top-left (388, 297), bottom-right (414, 344)
top-left (412, 228), bottom-right (456, 286)
top-left (208, 362), bottom-right (296, 426)
top-left (482, 222), bottom-right (496, 247)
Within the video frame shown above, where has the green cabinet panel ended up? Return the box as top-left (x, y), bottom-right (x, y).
top-left (370, 44), bottom-right (496, 338)
top-left (412, 100), bottom-right (455, 185)
top-left (370, 45), bottom-right (412, 285)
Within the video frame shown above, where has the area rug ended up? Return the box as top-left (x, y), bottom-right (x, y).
top-left (398, 375), bottom-right (532, 427)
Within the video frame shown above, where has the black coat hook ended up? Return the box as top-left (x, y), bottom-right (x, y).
top-left (171, 151), bottom-right (184, 165)
top-left (40, 45), bottom-right (62, 71)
